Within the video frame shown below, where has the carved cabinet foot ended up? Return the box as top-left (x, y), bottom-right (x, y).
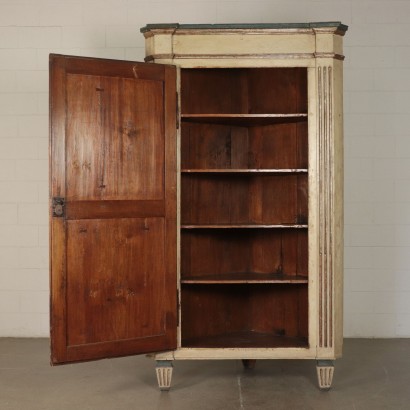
top-left (316, 360), bottom-right (334, 390)
top-left (156, 360), bottom-right (173, 391)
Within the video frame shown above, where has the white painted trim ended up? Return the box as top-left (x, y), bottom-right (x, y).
top-left (153, 347), bottom-right (318, 360)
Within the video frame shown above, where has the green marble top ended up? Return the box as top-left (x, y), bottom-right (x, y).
top-left (140, 22), bottom-right (348, 33)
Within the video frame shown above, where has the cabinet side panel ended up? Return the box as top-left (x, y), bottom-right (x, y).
top-left (332, 60), bottom-right (344, 358)
top-left (316, 59), bottom-right (343, 359)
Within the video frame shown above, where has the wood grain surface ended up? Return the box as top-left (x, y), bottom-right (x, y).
top-left (49, 55), bottom-right (177, 364)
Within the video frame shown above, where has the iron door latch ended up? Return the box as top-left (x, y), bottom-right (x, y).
top-left (52, 197), bottom-right (65, 217)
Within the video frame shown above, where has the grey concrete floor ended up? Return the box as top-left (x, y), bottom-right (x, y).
top-left (0, 339), bottom-right (409, 410)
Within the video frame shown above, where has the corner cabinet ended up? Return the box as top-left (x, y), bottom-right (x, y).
top-left (49, 22), bottom-right (347, 391)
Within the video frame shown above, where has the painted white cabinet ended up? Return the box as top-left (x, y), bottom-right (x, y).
top-left (141, 22), bottom-right (347, 390)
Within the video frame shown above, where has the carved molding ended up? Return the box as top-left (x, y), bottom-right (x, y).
top-left (174, 28), bottom-right (314, 35)
top-left (318, 65), bottom-right (334, 349)
top-left (145, 52), bottom-right (345, 63)
top-left (141, 24), bottom-right (348, 37)
top-left (315, 52), bottom-right (345, 61)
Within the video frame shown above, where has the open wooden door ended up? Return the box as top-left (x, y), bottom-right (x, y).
top-left (49, 55), bottom-right (177, 364)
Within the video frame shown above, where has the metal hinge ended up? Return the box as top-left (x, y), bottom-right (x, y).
top-left (176, 289), bottom-right (180, 327)
top-left (176, 92), bottom-right (180, 129)
top-left (52, 197), bottom-right (65, 217)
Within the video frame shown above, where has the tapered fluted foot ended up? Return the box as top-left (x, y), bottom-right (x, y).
top-left (156, 360), bottom-right (173, 391)
top-left (316, 360), bottom-right (334, 390)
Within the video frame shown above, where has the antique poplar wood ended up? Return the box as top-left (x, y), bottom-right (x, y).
top-left (181, 229), bottom-right (308, 281)
top-left (181, 123), bottom-right (308, 170)
top-left (178, 63), bottom-right (310, 357)
top-left (181, 174), bottom-right (308, 225)
top-left (181, 284), bottom-right (308, 348)
top-left (49, 55), bottom-right (177, 364)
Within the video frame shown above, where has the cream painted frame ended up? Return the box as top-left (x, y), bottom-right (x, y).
top-left (142, 23), bottom-right (346, 390)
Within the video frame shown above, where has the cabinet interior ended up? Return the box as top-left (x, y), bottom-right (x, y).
top-left (181, 67), bottom-right (307, 114)
top-left (180, 67), bottom-right (309, 349)
top-left (181, 285), bottom-right (308, 348)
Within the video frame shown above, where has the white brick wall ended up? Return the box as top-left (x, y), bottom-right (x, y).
top-left (0, 0), bottom-right (409, 338)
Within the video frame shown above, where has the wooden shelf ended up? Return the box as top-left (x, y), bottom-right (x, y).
top-left (181, 224), bottom-right (308, 229)
top-left (181, 169), bottom-right (308, 174)
top-left (181, 273), bottom-right (308, 284)
top-left (182, 331), bottom-right (309, 348)
top-left (181, 113), bottom-right (308, 126)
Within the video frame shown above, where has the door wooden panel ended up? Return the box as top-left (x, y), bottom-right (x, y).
top-left (50, 55), bottom-right (177, 364)
top-left (66, 218), bottom-right (165, 346)
top-left (66, 74), bottom-right (164, 201)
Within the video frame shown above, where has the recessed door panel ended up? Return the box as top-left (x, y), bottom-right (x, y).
top-left (66, 218), bottom-right (165, 346)
top-left (66, 74), bottom-right (164, 201)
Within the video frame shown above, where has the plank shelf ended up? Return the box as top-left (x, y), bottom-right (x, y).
top-left (181, 113), bottom-right (308, 126)
top-left (181, 224), bottom-right (308, 229)
top-left (181, 273), bottom-right (308, 284)
top-left (181, 169), bottom-right (308, 174)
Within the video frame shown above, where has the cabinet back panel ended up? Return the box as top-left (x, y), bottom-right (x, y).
top-left (181, 230), bottom-right (307, 277)
top-left (181, 285), bottom-right (308, 345)
top-left (181, 122), bottom-right (307, 170)
top-left (248, 285), bottom-right (308, 337)
top-left (250, 122), bottom-right (308, 169)
top-left (181, 69), bottom-right (248, 114)
top-left (251, 230), bottom-right (308, 277)
top-left (247, 68), bottom-right (307, 114)
top-left (181, 174), bottom-right (308, 225)
top-left (181, 68), bottom-right (307, 114)
top-left (181, 285), bottom-right (250, 339)
top-left (182, 230), bottom-right (251, 276)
